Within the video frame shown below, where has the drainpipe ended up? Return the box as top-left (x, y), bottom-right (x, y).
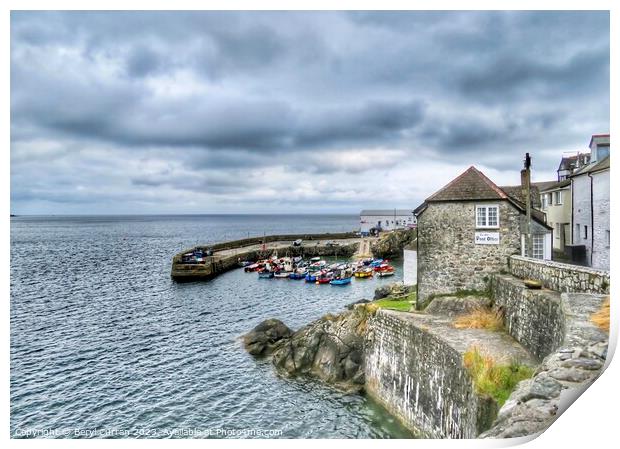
top-left (588, 172), bottom-right (594, 266)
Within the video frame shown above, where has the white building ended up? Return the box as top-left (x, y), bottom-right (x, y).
top-left (360, 209), bottom-right (416, 234)
top-left (570, 134), bottom-right (610, 270)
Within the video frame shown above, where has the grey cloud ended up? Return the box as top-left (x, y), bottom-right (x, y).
top-left (10, 11), bottom-right (610, 214)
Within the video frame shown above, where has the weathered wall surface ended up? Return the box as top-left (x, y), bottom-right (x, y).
top-left (417, 201), bottom-right (522, 307)
top-left (403, 249), bottom-right (417, 286)
top-left (483, 292), bottom-right (608, 438)
top-left (591, 169), bottom-right (610, 270)
top-left (508, 255), bottom-right (609, 294)
top-left (571, 174), bottom-right (592, 260)
top-left (492, 274), bottom-right (565, 360)
top-left (365, 311), bottom-right (483, 438)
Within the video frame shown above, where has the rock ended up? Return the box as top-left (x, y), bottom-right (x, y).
top-left (424, 295), bottom-right (492, 317)
top-left (521, 374), bottom-right (563, 401)
top-left (242, 319), bottom-right (293, 356)
top-left (271, 308), bottom-right (367, 388)
top-left (370, 228), bottom-right (417, 259)
top-left (587, 342), bottom-right (608, 360)
top-left (561, 358), bottom-right (603, 371)
top-left (548, 367), bottom-right (593, 383)
top-left (346, 298), bottom-right (370, 310)
top-left (373, 283), bottom-right (415, 300)
top-left (374, 285), bottom-right (393, 300)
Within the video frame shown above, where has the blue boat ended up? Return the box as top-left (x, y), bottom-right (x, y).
top-left (258, 271), bottom-right (274, 279)
top-left (330, 277), bottom-right (352, 285)
top-left (305, 273), bottom-right (318, 282)
top-left (289, 272), bottom-right (306, 280)
top-left (369, 259), bottom-right (384, 267)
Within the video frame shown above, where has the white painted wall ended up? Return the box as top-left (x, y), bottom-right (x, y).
top-left (571, 174), bottom-right (592, 262)
top-left (403, 249), bottom-right (417, 286)
top-left (591, 169), bottom-right (610, 270)
top-left (360, 214), bottom-right (416, 233)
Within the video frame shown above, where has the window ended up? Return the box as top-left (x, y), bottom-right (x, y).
top-left (553, 191), bottom-right (563, 205)
top-left (533, 234), bottom-right (544, 259)
top-left (584, 226), bottom-right (588, 239)
top-left (576, 224), bottom-right (581, 242)
top-left (555, 223), bottom-right (560, 239)
top-left (476, 205), bottom-right (499, 228)
top-left (607, 230), bottom-right (610, 247)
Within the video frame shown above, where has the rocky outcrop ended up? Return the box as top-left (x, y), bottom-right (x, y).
top-left (370, 229), bottom-right (417, 259)
top-left (373, 282), bottom-right (416, 300)
top-left (481, 341), bottom-right (607, 438)
top-left (244, 308), bottom-right (370, 391)
top-left (242, 319), bottom-right (293, 356)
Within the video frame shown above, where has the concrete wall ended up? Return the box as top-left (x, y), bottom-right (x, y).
top-left (416, 201), bottom-right (522, 307)
top-left (508, 255), bottom-right (609, 294)
top-left (571, 174), bottom-right (592, 261)
top-left (365, 311), bottom-right (493, 438)
top-left (591, 169), bottom-right (610, 270)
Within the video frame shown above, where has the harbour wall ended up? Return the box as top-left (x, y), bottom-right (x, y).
top-left (171, 237), bottom-right (359, 281)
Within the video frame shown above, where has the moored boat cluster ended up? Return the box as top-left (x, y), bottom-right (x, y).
top-left (240, 256), bottom-right (395, 285)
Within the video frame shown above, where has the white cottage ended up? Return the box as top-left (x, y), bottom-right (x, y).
top-left (360, 209), bottom-right (416, 234)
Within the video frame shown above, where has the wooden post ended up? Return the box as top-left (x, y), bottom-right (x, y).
top-left (522, 153), bottom-right (533, 258)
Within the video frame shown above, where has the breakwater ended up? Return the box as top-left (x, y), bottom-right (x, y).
top-left (171, 232), bottom-right (363, 281)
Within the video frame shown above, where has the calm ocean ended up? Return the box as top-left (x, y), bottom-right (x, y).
top-left (10, 215), bottom-right (412, 438)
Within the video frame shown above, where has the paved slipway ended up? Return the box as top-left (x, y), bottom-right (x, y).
top-left (10, 215), bottom-right (413, 439)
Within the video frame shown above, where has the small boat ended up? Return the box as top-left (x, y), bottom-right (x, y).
top-left (330, 276), bottom-right (352, 285)
top-left (238, 260), bottom-right (253, 268)
top-left (305, 272), bottom-right (319, 282)
top-left (310, 256), bottom-right (321, 262)
top-left (377, 269), bottom-right (395, 277)
top-left (274, 271), bottom-right (292, 278)
top-left (369, 259), bottom-right (384, 267)
top-left (354, 268), bottom-right (373, 278)
top-left (289, 272), bottom-right (306, 280)
top-left (258, 271), bottom-right (274, 279)
top-left (374, 263), bottom-right (393, 272)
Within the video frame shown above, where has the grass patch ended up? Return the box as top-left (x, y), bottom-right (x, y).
top-left (372, 298), bottom-right (413, 312)
top-left (463, 347), bottom-right (533, 406)
top-left (453, 307), bottom-right (503, 331)
top-left (591, 297), bottom-right (610, 333)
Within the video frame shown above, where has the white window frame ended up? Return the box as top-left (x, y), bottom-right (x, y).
top-left (475, 204), bottom-right (500, 229)
top-left (541, 195), bottom-right (548, 209)
top-left (554, 190), bottom-right (563, 205)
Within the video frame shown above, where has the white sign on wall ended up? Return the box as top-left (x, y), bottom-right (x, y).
top-left (475, 232), bottom-right (500, 245)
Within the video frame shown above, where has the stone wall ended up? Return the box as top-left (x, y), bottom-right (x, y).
top-left (417, 201), bottom-right (522, 308)
top-left (491, 274), bottom-right (565, 360)
top-left (508, 255), bottom-right (609, 294)
top-left (365, 311), bottom-right (486, 438)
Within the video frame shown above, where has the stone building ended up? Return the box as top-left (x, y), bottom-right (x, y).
top-left (414, 166), bottom-right (552, 307)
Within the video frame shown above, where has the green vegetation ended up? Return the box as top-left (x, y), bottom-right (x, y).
top-left (372, 298), bottom-right (413, 312)
top-left (463, 347), bottom-right (533, 406)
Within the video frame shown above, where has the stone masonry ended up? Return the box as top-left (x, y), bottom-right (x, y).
top-left (417, 201), bottom-right (522, 308)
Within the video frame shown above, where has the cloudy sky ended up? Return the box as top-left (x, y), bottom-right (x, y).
top-left (10, 11), bottom-right (609, 214)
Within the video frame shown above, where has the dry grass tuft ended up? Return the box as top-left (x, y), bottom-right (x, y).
top-left (453, 307), bottom-right (503, 331)
top-left (591, 297), bottom-right (610, 333)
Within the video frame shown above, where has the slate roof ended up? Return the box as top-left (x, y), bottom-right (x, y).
top-left (360, 209), bottom-right (413, 216)
top-left (499, 185), bottom-right (543, 209)
top-left (425, 166), bottom-right (508, 202)
top-left (538, 179), bottom-right (571, 192)
top-left (571, 155), bottom-right (610, 177)
top-left (557, 153), bottom-right (590, 172)
top-left (417, 165), bottom-right (551, 229)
